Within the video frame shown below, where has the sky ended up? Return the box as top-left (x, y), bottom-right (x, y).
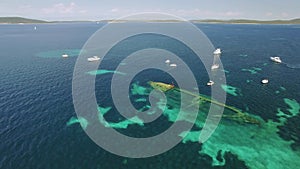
top-left (0, 0), bottom-right (300, 21)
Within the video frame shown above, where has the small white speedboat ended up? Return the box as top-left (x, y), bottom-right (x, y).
top-left (169, 63), bottom-right (177, 67)
top-left (207, 80), bottom-right (214, 86)
top-left (270, 56), bottom-right (282, 63)
top-left (211, 64), bottom-right (219, 70)
top-left (87, 56), bottom-right (100, 62)
top-left (165, 59), bottom-right (170, 64)
top-left (213, 48), bottom-right (222, 55)
top-left (261, 79), bottom-right (269, 84)
top-left (62, 54), bottom-right (68, 58)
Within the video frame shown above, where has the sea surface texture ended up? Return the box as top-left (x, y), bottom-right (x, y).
top-left (0, 23), bottom-right (300, 169)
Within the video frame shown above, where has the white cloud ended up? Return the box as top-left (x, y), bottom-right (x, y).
top-left (42, 2), bottom-right (77, 14)
top-left (281, 12), bottom-right (289, 17)
top-left (79, 10), bottom-right (87, 14)
top-left (266, 12), bottom-right (273, 16)
top-left (224, 11), bottom-right (242, 17)
top-left (169, 9), bottom-right (243, 19)
top-left (111, 8), bottom-right (119, 12)
top-left (18, 5), bottom-right (32, 10)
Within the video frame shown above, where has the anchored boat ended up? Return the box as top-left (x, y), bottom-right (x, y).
top-left (87, 56), bottom-right (100, 62)
top-left (270, 56), bottom-right (282, 63)
top-left (207, 80), bottom-right (214, 86)
top-left (213, 48), bottom-right (222, 55)
top-left (62, 54), bottom-right (68, 58)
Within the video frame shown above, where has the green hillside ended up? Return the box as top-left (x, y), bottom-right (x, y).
top-left (192, 18), bottom-right (300, 24)
top-left (1, 16), bottom-right (299, 24)
top-left (0, 17), bottom-right (48, 23)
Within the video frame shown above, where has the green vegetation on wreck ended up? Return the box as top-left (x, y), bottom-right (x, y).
top-left (150, 81), bottom-right (260, 125)
top-left (179, 88), bottom-right (260, 125)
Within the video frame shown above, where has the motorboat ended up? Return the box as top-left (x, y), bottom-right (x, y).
top-left (87, 56), bottom-right (100, 62)
top-left (170, 63), bottom-right (177, 67)
top-left (165, 59), bottom-right (170, 64)
top-left (261, 79), bottom-right (269, 84)
top-left (207, 80), bottom-right (214, 86)
top-left (213, 48), bottom-right (222, 55)
top-left (62, 54), bottom-right (68, 58)
top-left (211, 64), bottom-right (219, 70)
top-left (270, 56), bottom-right (282, 63)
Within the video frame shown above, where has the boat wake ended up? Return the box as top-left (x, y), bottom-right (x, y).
top-left (285, 63), bottom-right (300, 69)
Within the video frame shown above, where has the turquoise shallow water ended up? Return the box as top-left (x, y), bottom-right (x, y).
top-left (0, 23), bottom-right (300, 169)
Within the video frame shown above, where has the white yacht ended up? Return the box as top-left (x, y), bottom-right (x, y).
top-left (165, 59), bottom-right (171, 64)
top-left (87, 56), bottom-right (100, 62)
top-left (270, 56), bottom-right (282, 63)
top-left (213, 48), bottom-right (222, 55)
top-left (62, 54), bottom-right (68, 58)
top-left (169, 63), bottom-right (177, 67)
top-left (261, 79), bottom-right (269, 84)
top-left (207, 80), bottom-right (214, 86)
top-left (211, 64), bottom-right (220, 70)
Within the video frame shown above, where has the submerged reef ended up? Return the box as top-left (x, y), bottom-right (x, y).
top-left (87, 69), bottom-right (126, 76)
top-left (67, 82), bottom-right (300, 169)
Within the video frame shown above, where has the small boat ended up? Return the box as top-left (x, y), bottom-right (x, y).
top-left (261, 79), bottom-right (269, 84)
top-left (207, 80), bottom-right (214, 86)
top-left (62, 54), bottom-right (68, 58)
top-left (165, 59), bottom-right (170, 64)
top-left (213, 48), bottom-right (222, 55)
top-left (170, 63), bottom-right (177, 67)
top-left (211, 64), bottom-right (219, 70)
top-left (87, 56), bottom-right (100, 62)
top-left (270, 56), bottom-right (282, 63)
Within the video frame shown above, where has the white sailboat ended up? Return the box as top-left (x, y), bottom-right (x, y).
top-left (211, 48), bottom-right (221, 70)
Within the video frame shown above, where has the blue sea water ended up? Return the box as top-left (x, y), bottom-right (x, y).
top-left (0, 22), bottom-right (300, 169)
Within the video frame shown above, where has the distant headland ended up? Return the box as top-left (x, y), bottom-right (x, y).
top-left (0, 17), bottom-right (48, 23)
top-left (1, 16), bottom-right (300, 24)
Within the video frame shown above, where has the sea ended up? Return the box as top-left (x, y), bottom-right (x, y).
top-left (0, 22), bottom-right (300, 169)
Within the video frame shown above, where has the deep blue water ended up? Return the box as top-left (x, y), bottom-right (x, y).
top-left (1, 22), bottom-right (300, 169)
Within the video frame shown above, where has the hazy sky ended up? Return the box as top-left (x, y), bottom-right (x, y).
top-left (1, 0), bottom-right (299, 21)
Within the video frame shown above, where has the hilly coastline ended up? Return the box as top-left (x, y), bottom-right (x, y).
top-left (0, 17), bottom-right (48, 23)
top-left (1, 16), bottom-right (300, 24)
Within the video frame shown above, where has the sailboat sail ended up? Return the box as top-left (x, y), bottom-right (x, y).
top-left (211, 48), bottom-right (221, 70)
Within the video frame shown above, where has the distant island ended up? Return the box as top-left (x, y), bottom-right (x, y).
top-left (1, 16), bottom-right (300, 24)
top-left (0, 17), bottom-right (48, 23)
top-left (191, 18), bottom-right (300, 24)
